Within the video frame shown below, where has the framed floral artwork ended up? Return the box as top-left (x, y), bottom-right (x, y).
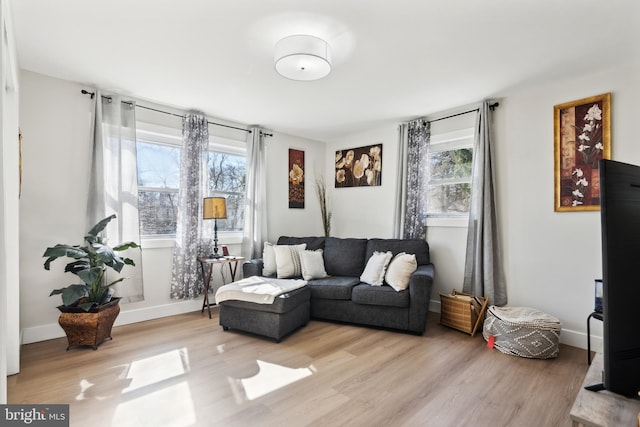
top-left (289, 148), bottom-right (304, 208)
top-left (554, 93), bottom-right (611, 212)
top-left (335, 144), bottom-right (382, 188)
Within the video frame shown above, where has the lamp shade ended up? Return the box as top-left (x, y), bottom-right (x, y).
top-left (274, 35), bottom-right (331, 81)
top-left (203, 197), bottom-right (227, 219)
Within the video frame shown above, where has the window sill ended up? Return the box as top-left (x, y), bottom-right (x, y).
top-left (141, 231), bottom-right (244, 249)
top-left (141, 238), bottom-right (176, 249)
top-left (426, 217), bottom-right (469, 228)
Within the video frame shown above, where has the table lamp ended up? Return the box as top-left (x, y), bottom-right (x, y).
top-left (203, 197), bottom-right (227, 258)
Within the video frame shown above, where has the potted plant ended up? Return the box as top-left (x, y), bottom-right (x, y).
top-left (43, 214), bottom-right (140, 350)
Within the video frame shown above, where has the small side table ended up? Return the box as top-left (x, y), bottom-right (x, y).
top-left (587, 311), bottom-right (603, 365)
top-left (197, 256), bottom-right (245, 319)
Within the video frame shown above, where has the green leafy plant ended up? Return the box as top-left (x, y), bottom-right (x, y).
top-left (44, 214), bottom-right (140, 311)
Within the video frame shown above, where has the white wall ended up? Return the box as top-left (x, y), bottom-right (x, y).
top-left (495, 60), bottom-right (640, 350)
top-left (18, 70), bottom-right (326, 343)
top-left (1, 0), bottom-right (20, 400)
top-left (266, 132), bottom-right (326, 241)
top-left (327, 60), bottom-right (640, 350)
top-left (327, 122), bottom-right (399, 238)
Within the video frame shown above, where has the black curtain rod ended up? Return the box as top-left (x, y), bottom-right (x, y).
top-left (428, 102), bottom-right (500, 123)
top-left (81, 89), bottom-right (274, 137)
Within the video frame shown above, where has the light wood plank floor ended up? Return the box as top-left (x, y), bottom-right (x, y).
top-left (8, 311), bottom-right (588, 427)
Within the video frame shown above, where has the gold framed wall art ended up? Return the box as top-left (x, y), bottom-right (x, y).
top-left (554, 93), bottom-right (611, 212)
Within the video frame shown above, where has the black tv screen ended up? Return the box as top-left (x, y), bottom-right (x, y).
top-left (599, 159), bottom-right (640, 397)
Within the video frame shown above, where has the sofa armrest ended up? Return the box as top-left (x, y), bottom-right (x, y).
top-left (243, 259), bottom-right (264, 277)
top-left (408, 263), bottom-right (435, 334)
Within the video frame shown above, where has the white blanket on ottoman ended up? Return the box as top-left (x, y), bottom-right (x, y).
top-left (215, 276), bottom-right (308, 305)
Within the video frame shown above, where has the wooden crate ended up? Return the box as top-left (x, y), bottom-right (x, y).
top-left (439, 289), bottom-right (489, 336)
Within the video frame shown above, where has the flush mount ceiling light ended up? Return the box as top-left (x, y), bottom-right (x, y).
top-left (274, 35), bottom-right (332, 81)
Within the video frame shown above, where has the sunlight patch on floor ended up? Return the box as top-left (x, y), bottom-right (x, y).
top-left (112, 381), bottom-right (196, 427)
top-left (228, 360), bottom-right (313, 402)
top-left (122, 348), bottom-right (190, 393)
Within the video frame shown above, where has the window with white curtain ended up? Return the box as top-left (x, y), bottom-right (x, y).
top-left (136, 122), bottom-right (247, 238)
top-left (426, 113), bottom-right (475, 217)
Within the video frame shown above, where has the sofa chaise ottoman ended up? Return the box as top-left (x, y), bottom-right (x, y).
top-left (216, 277), bottom-right (311, 342)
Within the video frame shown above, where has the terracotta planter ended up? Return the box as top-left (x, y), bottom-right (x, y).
top-left (57, 298), bottom-right (121, 350)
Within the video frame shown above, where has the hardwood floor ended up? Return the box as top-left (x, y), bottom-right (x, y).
top-left (8, 311), bottom-right (588, 427)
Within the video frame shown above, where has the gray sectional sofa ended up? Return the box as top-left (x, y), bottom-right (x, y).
top-left (242, 236), bottom-right (435, 335)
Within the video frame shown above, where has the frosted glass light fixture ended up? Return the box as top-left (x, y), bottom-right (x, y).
top-left (274, 35), bottom-right (331, 81)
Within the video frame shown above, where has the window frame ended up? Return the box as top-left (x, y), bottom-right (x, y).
top-left (425, 126), bottom-right (475, 225)
top-left (136, 122), bottom-right (247, 244)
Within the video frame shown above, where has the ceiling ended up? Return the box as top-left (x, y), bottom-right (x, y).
top-left (10, 0), bottom-right (640, 141)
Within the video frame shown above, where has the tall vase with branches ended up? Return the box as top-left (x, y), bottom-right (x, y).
top-left (315, 175), bottom-right (331, 237)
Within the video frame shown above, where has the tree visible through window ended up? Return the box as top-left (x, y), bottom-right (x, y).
top-left (136, 127), bottom-right (246, 237)
top-left (426, 127), bottom-right (474, 216)
top-left (206, 152), bottom-right (246, 232)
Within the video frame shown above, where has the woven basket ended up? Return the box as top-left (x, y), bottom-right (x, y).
top-left (440, 289), bottom-right (488, 336)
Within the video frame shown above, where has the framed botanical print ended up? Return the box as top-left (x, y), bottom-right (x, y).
top-left (554, 93), bottom-right (611, 212)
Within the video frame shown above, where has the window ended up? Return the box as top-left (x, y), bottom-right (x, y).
top-left (205, 145), bottom-right (246, 233)
top-left (136, 123), bottom-right (247, 237)
top-left (426, 117), bottom-right (475, 217)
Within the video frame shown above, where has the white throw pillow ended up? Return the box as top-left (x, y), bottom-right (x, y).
top-left (262, 242), bottom-right (277, 276)
top-left (273, 244), bottom-right (307, 278)
top-left (300, 249), bottom-right (328, 280)
top-left (360, 251), bottom-right (393, 286)
top-left (385, 252), bottom-right (417, 291)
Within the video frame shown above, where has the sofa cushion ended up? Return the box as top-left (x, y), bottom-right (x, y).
top-left (360, 251), bottom-right (393, 286)
top-left (385, 253), bottom-right (418, 291)
top-left (352, 284), bottom-right (410, 308)
top-left (366, 238), bottom-right (430, 266)
top-left (300, 249), bottom-right (328, 280)
top-left (323, 237), bottom-right (368, 277)
top-left (307, 276), bottom-right (360, 300)
top-left (278, 236), bottom-right (325, 251)
top-left (262, 242), bottom-right (277, 276)
top-left (274, 244), bottom-right (307, 278)
top-left (218, 286), bottom-right (311, 314)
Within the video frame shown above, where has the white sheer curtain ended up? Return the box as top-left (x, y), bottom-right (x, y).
top-left (170, 114), bottom-right (210, 299)
top-left (462, 101), bottom-right (507, 306)
top-left (88, 91), bottom-right (144, 303)
top-left (393, 124), bottom-right (408, 238)
top-left (242, 127), bottom-right (268, 259)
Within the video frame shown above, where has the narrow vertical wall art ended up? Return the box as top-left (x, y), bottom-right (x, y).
top-left (554, 93), bottom-right (611, 211)
top-left (289, 148), bottom-right (305, 208)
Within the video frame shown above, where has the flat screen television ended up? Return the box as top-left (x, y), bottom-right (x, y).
top-left (597, 159), bottom-right (640, 397)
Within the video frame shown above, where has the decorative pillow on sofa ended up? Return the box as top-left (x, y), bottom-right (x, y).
top-left (273, 243), bottom-right (307, 278)
top-left (300, 249), bottom-right (328, 280)
top-left (385, 252), bottom-right (417, 291)
top-left (360, 251), bottom-right (393, 286)
top-left (262, 242), bottom-right (277, 276)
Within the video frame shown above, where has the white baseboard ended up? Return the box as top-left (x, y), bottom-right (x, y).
top-left (428, 298), bottom-right (598, 351)
top-left (21, 300), bottom-right (204, 344)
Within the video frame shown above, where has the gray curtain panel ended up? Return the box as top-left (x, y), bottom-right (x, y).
top-left (89, 91), bottom-right (144, 304)
top-left (242, 128), bottom-right (268, 260)
top-left (402, 119), bottom-right (431, 240)
top-left (170, 113), bottom-right (210, 299)
top-left (463, 101), bottom-right (507, 306)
